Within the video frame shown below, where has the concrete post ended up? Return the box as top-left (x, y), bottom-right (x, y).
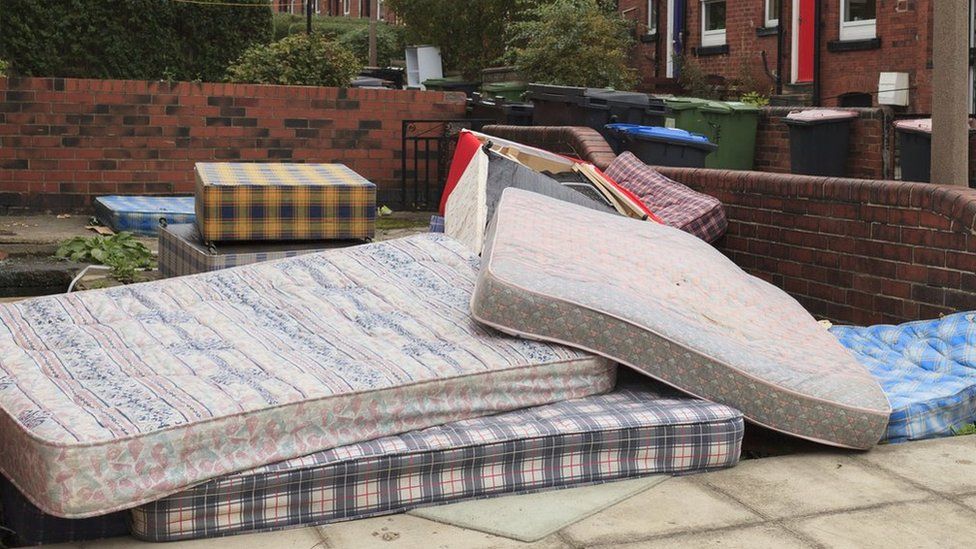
top-left (368, 0), bottom-right (379, 67)
top-left (930, 0), bottom-right (970, 186)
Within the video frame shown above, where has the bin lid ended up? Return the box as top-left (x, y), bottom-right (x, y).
top-left (484, 81), bottom-right (528, 91)
top-left (785, 109), bottom-right (859, 124)
top-left (699, 100), bottom-right (761, 114)
top-left (584, 88), bottom-right (651, 106)
top-left (662, 96), bottom-right (711, 111)
top-left (608, 124), bottom-right (715, 147)
top-left (893, 118), bottom-right (976, 134)
top-left (527, 83), bottom-right (586, 97)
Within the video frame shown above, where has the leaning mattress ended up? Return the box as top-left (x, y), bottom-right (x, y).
top-left (832, 311), bottom-right (976, 442)
top-left (130, 382), bottom-right (743, 542)
top-left (93, 195), bottom-right (196, 237)
top-left (471, 189), bottom-right (891, 450)
top-left (0, 233), bottom-right (615, 518)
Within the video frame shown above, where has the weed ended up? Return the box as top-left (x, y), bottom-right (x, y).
top-left (952, 423), bottom-right (976, 436)
top-left (55, 232), bottom-right (155, 283)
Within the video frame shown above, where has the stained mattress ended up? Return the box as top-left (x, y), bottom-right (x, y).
top-left (93, 195), bottom-right (196, 237)
top-left (832, 312), bottom-right (976, 442)
top-left (471, 189), bottom-right (891, 449)
top-left (130, 382), bottom-right (743, 542)
top-left (0, 233), bottom-right (614, 518)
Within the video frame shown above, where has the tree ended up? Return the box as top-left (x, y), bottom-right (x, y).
top-left (387, 0), bottom-right (539, 79)
top-left (506, 0), bottom-right (637, 90)
top-left (225, 33), bottom-right (362, 87)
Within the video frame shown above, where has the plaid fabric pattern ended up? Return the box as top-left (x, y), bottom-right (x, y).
top-left (605, 152), bottom-right (728, 243)
top-left (157, 223), bottom-right (360, 278)
top-left (429, 215), bottom-right (445, 233)
top-left (194, 163), bottom-right (376, 242)
top-left (832, 311), bottom-right (976, 442)
top-left (0, 476), bottom-right (129, 546)
top-left (93, 196), bottom-right (196, 237)
top-left (130, 385), bottom-right (742, 542)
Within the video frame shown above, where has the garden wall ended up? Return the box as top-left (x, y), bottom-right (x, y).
top-left (0, 77), bottom-right (467, 212)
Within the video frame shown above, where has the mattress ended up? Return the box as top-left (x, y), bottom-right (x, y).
top-left (130, 382), bottom-right (743, 542)
top-left (832, 312), bottom-right (976, 442)
top-left (445, 148), bottom-right (615, 253)
top-left (93, 195), bottom-right (196, 237)
top-left (471, 189), bottom-right (891, 450)
top-left (194, 162), bottom-right (376, 242)
top-left (158, 223), bottom-right (361, 278)
top-left (0, 233), bottom-right (614, 518)
top-left (605, 152), bottom-right (727, 243)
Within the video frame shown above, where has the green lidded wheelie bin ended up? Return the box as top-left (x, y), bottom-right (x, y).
top-left (697, 101), bottom-right (760, 170)
top-left (482, 81), bottom-right (529, 102)
top-left (664, 96), bottom-right (710, 133)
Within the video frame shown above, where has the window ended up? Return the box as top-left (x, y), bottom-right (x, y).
top-left (343, 0), bottom-right (350, 15)
top-left (701, 0), bottom-right (727, 47)
top-left (647, 1), bottom-right (658, 35)
top-left (764, 0), bottom-right (779, 27)
top-left (840, 0), bottom-right (877, 41)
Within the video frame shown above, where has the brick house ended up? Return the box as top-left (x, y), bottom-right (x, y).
top-left (618, 0), bottom-right (975, 114)
top-left (272, 0), bottom-right (389, 19)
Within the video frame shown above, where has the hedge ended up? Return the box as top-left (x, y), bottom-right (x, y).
top-left (0, 0), bottom-right (272, 82)
top-left (272, 14), bottom-right (406, 66)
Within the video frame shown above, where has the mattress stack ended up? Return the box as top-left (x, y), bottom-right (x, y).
top-left (158, 162), bottom-right (377, 277)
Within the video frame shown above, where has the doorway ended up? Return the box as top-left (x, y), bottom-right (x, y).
top-left (792, 0), bottom-right (815, 83)
top-left (666, 0), bottom-right (685, 79)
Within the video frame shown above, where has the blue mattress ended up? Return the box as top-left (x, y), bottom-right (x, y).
top-left (832, 311), bottom-right (976, 443)
top-left (93, 195), bottom-right (196, 236)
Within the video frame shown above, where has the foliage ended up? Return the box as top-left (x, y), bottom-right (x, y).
top-left (0, 0), bottom-right (272, 82)
top-left (388, 0), bottom-right (540, 79)
top-left (272, 14), bottom-right (369, 41)
top-left (953, 423), bottom-right (976, 436)
top-left (55, 233), bottom-right (155, 283)
top-left (740, 91), bottom-right (770, 107)
top-left (505, 0), bottom-right (637, 90)
top-left (0, 59), bottom-right (7, 77)
top-left (226, 33), bottom-right (362, 87)
top-left (674, 54), bottom-right (722, 100)
top-left (337, 24), bottom-right (407, 67)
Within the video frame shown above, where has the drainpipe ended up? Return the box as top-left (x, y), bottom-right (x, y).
top-left (775, 0), bottom-right (784, 95)
top-left (812, 0), bottom-right (822, 106)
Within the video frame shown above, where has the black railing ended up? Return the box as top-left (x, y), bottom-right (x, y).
top-left (399, 119), bottom-right (493, 210)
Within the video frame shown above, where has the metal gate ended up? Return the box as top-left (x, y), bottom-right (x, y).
top-left (399, 119), bottom-right (492, 210)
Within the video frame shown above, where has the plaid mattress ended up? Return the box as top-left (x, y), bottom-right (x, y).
top-left (130, 384), bottom-right (743, 542)
top-left (832, 311), bottom-right (976, 442)
top-left (429, 214), bottom-right (445, 233)
top-left (194, 163), bottom-right (376, 242)
top-left (157, 223), bottom-right (360, 278)
top-left (605, 152), bottom-right (727, 243)
top-left (93, 195), bottom-right (196, 237)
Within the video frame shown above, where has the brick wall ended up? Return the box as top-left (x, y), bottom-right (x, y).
top-left (755, 106), bottom-right (892, 179)
top-left (686, 0), bottom-right (780, 92)
top-left (478, 124), bottom-right (976, 325)
top-left (660, 166), bottom-right (976, 325)
top-left (0, 77), bottom-right (466, 212)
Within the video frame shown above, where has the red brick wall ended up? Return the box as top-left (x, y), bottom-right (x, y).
top-left (755, 106), bottom-right (892, 179)
top-left (0, 77), bottom-right (466, 212)
top-left (685, 0), bottom-right (780, 91)
top-left (659, 166), bottom-right (976, 325)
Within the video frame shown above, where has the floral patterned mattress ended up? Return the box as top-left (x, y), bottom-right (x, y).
top-left (471, 188), bottom-right (891, 450)
top-left (0, 234), bottom-right (615, 518)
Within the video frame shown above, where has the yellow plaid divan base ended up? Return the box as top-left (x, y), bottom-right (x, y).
top-left (194, 163), bottom-right (376, 242)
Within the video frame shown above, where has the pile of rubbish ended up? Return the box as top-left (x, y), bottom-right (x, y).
top-left (0, 130), bottom-right (973, 546)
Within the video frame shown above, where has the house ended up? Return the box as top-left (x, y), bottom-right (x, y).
top-left (272, 0), bottom-right (389, 19)
top-left (618, 0), bottom-right (974, 114)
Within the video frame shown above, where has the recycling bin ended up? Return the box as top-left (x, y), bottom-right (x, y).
top-left (527, 84), bottom-right (669, 139)
top-left (605, 124), bottom-right (717, 168)
top-left (525, 83), bottom-right (588, 126)
top-left (468, 95), bottom-right (534, 126)
top-left (482, 81), bottom-right (529, 102)
top-left (696, 101), bottom-right (761, 170)
top-left (783, 109), bottom-right (859, 177)
top-left (663, 96), bottom-right (711, 132)
top-left (423, 77), bottom-right (481, 97)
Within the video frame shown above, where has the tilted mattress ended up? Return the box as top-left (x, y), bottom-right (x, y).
top-left (471, 189), bottom-right (891, 449)
top-left (0, 234), bottom-right (614, 518)
top-left (130, 382), bottom-right (743, 542)
top-left (93, 196), bottom-right (196, 237)
top-left (832, 312), bottom-right (976, 442)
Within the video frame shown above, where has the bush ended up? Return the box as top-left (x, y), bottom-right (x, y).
top-left (272, 14), bottom-right (368, 41)
top-left (0, 59), bottom-right (8, 77)
top-left (337, 24), bottom-right (406, 66)
top-left (0, 0), bottom-right (272, 82)
top-left (506, 0), bottom-right (637, 90)
top-left (226, 33), bottom-right (362, 87)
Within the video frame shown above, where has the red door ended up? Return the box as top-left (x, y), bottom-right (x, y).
top-left (797, 0), bottom-right (815, 83)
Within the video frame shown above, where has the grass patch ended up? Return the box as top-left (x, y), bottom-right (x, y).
top-left (376, 218), bottom-right (430, 231)
top-left (953, 423), bottom-right (976, 436)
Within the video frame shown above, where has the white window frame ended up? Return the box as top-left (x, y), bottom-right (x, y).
top-left (701, 0), bottom-right (727, 47)
top-left (840, 0), bottom-right (877, 41)
top-left (765, 0), bottom-right (779, 27)
top-left (343, 0), bottom-right (351, 15)
top-left (647, 0), bottom-right (658, 35)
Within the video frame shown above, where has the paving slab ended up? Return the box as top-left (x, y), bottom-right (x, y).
top-left (854, 436), bottom-right (976, 495)
top-left (39, 527), bottom-right (325, 549)
top-left (791, 500), bottom-right (976, 548)
top-left (561, 476), bottom-right (760, 546)
top-left (599, 524), bottom-right (814, 549)
top-left (698, 452), bottom-right (927, 519)
top-left (410, 476), bottom-right (667, 542)
top-left (318, 514), bottom-right (569, 549)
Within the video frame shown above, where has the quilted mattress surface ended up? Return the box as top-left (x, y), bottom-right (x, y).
top-left (93, 196), bottom-right (196, 237)
top-left (832, 312), bottom-right (976, 442)
top-left (130, 382), bottom-right (743, 541)
top-left (0, 234), bottom-right (614, 518)
top-left (471, 189), bottom-right (891, 449)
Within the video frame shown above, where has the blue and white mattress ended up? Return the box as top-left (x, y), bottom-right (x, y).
top-left (93, 195), bottom-right (196, 236)
top-left (833, 311), bottom-right (976, 442)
